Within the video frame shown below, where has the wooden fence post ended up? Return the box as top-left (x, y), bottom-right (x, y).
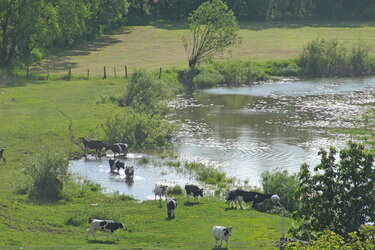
top-left (87, 69), bottom-right (90, 79)
top-left (26, 65), bottom-right (29, 80)
top-left (103, 66), bottom-right (107, 79)
top-left (68, 67), bottom-right (71, 80)
top-left (125, 65), bottom-right (128, 78)
top-left (159, 67), bottom-right (162, 79)
top-left (45, 67), bottom-right (49, 81)
top-left (114, 67), bottom-right (116, 78)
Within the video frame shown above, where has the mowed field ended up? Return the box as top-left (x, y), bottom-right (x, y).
top-left (42, 21), bottom-right (375, 76)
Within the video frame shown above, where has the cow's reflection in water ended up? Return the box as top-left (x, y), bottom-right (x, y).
top-left (125, 177), bottom-right (134, 187)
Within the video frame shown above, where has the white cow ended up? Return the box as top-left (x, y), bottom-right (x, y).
top-left (212, 225), bottom-right (232, 248)
top-left (154, 184), bottom-right (168, 200)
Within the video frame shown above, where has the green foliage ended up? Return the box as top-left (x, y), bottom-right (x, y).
top-left (103, 108), bottom-right (175, 149)
top-left (120, 69), bottom-right (169, 115)
top-left (260, 170), bottom-right (298, 213)
top-left (183, 0), bottom-right (240, 68)
top-left (184, 162), bottom-right (234, 185)
top-left (285, 226), bottom-right (375, 249)
top-left (193, 69), bottom-right (226, 88)
top-left (299, 38), bottom-right (375, 77)
top-left (291, 141), bottom-right (375, 240)
top-left (24, 149), bottom-right (70, 201)
top-left (167, 185), bottom-right (184, 196)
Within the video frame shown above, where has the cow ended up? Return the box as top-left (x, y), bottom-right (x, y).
top-left (125, 165), bottom-right (134, 179)
top-left (185, 184), bottom-right (203, 203)
top-left (80, 138), bottom-right (107, 158)
top-left (167, 197), bottom-right (177, 219)
top-left (86, 219), bottom-right (125, 241)
top-left (154, 184), bottom-right (168, 200)
top-left (0, 149), bottom-right (6, 165)
top-left (109, 159), bottom-right (124, 173)
top-left (225, 189), bottom-right (239, 209)
top-left (236, 190), bottom-right (274, 210)
top-left (213, 225), bottom-right (232, 248)
top-left (106, 143), bottom-right (128, 157)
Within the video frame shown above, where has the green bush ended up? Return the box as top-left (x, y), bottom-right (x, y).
top-left (260, 169), bottom-right (298, 213)
top-left (193, 69), bottom-right (226, 88)
top-left (167, 185), bottom-right (184, 195)
top-left (24, 149), bottom-right (70, 201)
top-left (299, 38), bottom-right (375, 77)
top-left (120, 69), bottom-right (169, 115)
top-left (103, 108), bottom-right (176, 149)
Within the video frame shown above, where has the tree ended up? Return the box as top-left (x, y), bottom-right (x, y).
top-left (291, 141), bottom-right (375, 240)
top-left (182, 0), bottom-right (240, 69)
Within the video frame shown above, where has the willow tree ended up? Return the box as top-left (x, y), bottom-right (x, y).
top-left (182, 0), bottom-right (240, 69)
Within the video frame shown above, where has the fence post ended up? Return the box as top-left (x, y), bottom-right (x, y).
top-left (26, 65), bottom-right (29, 80)
top-left (87, 69), bottom-right (89, 79)
top-left (159, 67), bottom-right (162, 79)
top-left (125, 65), bottom-right (128, 78)
top-left (114, 67), bottom-right (116, 78)
top-left (68, 67), bottom-right (71, 80)
top-left (45, 67), bottom-right (49, 81)
top-left (103, 66), bottom-right (107, 79)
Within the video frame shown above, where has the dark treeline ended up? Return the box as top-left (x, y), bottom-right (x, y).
top-left (2, 0), bottom-right (375, 68)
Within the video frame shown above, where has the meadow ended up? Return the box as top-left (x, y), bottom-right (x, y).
top-left (38, 21), bottom-right (375, 77)
top-left (2, 21), bottom-right (375, 248)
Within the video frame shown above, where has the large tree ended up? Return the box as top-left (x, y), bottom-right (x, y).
top-left (291, 141), bottom-right (375, 240)
top-left (182, 0), bottom-right (240, 69)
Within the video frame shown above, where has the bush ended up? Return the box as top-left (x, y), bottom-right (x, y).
top-left (167, 185), bottom-right (183, 195)
top-left (193, 69), bottom-right (225, 88)
top-left (103, 108), bottom-right (176, 149)
top-left (120, 69), bottom-right (169, 115)
top-left (24, 149), bottom-right (70, 201)
top-left (299, 38), bottom-right (375, 77)
top-left (260, 169), bottom-right (298, 213)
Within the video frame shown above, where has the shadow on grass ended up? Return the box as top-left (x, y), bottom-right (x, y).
top-left (165, 216), bottom-right (176, 221)
top-left (87, 239), bottom-right (117, 244)
top-left (183, 202), bottom-right (202, 206)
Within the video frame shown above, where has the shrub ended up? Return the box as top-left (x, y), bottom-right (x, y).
top-left (167, 185), bottom-right (183, 195)
top-left (24, 149), bottom-right (70, 201)
top-left (103, 108), bottom-right (176, 149)
top-left (120, 69), bottom-right (169, 115)
top-left (260, 169), bottom-right (298, 213)
top-left (299, 38), bottom-right (375, 77)
top-left (193, 69), bottom-right (225, 88)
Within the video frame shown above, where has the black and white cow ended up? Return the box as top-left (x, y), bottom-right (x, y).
top-left (185, 184), bottom-right (203, 203)
top-left (0, 149), bottom-right (6, 165)
top-left (236, 190), bottom-right (274, 209)
top-left (106, 143), bottom-right (128, 157)
top-left (109, 158), bottom-right (124, 173)
top-left (86, 219), bottom-right (125, 241)
top-left (80, 138), bottom-right (107, 158)
top-left (125, 165), bottom-right (134, 179)
top-left (167, 197), bottom-right (178, 219)
top-left (213, 225), bottom-right (232, 248)
top-left (225, 189), bottom-right (239, 209)
top-left (154, 184), bottom-right (168, 200)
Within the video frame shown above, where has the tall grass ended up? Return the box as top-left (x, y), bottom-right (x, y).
top-left (299, 38), bottom-right (375, 77)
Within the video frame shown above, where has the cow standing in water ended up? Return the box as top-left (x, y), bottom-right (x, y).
top-left (125, 165), bottom-right (134, 179)
top-left (106, 143), bottom-right (128, 157)
top-left (80, 138), bottom-right (107, 159)
top-left (109, 158), bottom-right (124, 173)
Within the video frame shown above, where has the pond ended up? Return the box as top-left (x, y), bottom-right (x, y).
top-left (70, 76), bottom-right (375, 200)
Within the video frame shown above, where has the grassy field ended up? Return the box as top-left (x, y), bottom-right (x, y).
top-left (0, 78), bottom-right (290, 249)
top-left (38, 21), bottom-right (375, 77)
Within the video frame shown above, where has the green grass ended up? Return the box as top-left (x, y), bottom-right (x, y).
top-left (33, 20), bottom-right (375, 77)
top-left (0, 77), bottom-right (290, 248)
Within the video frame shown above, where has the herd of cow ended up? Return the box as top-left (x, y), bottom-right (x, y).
top-left (81, 138), bottom-right (276, 248)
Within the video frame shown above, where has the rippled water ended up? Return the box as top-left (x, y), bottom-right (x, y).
top-left (70, 76), bottom-right (375, 200)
